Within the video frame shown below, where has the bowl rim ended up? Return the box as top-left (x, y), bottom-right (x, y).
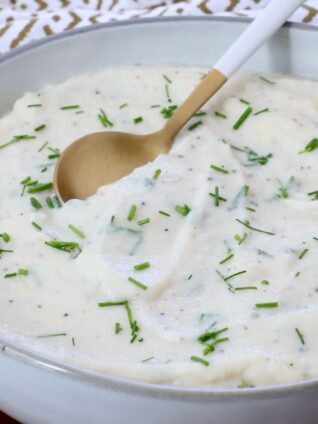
top-left (1, 15), bottom-right (318, 400)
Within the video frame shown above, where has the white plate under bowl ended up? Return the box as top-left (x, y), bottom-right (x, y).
top-left (0, 17), bottom-right (318, 424)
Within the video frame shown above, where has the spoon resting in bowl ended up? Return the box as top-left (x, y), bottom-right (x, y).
top-left (54, 0), bottom-right (304, 203)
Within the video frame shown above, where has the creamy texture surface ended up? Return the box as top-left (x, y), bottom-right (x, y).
top-left (0, 66), bottom-right (318, 388)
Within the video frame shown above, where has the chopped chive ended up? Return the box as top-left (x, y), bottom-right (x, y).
top-left (295, 272), bottom-right (301, 278)
top-left (30, 197), bottom-right (42, 210)
top-left (137, 218), bottom-right (150, 226)
top-left (219, 253), bottom-right (234, 265)
top-left (194, 111), bottom-right (206, 117)
top-left (298, 248), bottom-right (308, 260)
top-left (214, 186), bottom-right (220, 207)
top-left (151, 104), bottom-right (160, 108)
top-left (203, 337), bottom-right (230, 355)
top-left (34, 124), bottom-right (46, 132)
top-left (46, 196), bottom-right (54, 209)
top-left (165, 84), bottom-right (172, 103)
top-left (152, 169), bottom-right (161, 180)
top-left (75, 111), bottom-right (84, 115)
top-left (198, 327), bottom-right (228, 343)
top-left (68, 224), bottom-right (85, 239)
top-left (38, 141), bottom-right (48, 152)
top-left (235, 286), bottom-right (257, 291)
top-left (128, 276), bottom-right (148, 290)
top-left (4, 273), bottom-right (17, 278)
top-left (214, 111), bottom-right (227, 119)
top-left (234, 233), bottom-right (248, 245)
top-left (261, 280), bottom-right (269, 286)
top-left (308, 191), bottom-right (318, 201)
top-left (72, 337), bottom-right (76, 346)
top-left (159, 210), bottom-right (170, 217)
top-left (224, 270), bottom-right (247, 282)
top-left (254, 108), bottom-right (269, 116)
top-left (295, 328), bottom-right (305, 345)
top-left (0, 233), bottom-right (10, 243)
top-left (60, 105), bottom-right (80, 110)
top-left (127, 204), bottom-right (137, 221)
top-left (98, 301), bottom-right (127, 307)
top-left (28, 104), bottom-right (42, 108)
top-left (163, 74), bottom-right (172, 83)
top-left (38, 333), bottom-right (67, 338)
top-left (240, 99), bottom-right (250, 105)
top-left (190, 356), bottom-right (209, 366)
top-left (239, 379), bottom-right (250, 388)
top-left (188, 274), bottom-right (193, 280)
top-left (142, 356), bottom-right (154, 363)
top-left (244, 147), bottom-right (273, 166)
top-left (115, 322), bottom-right (122, 334)
top-left (119, 103), bottom-right (128, 109)
top-left (160, 105), bottom-right (177, 119)
top-left (133, 116), bottom-right (143, 124)
top-left (98, 300), bottom-right (139, 342)
top-left (233, 106), bottom-right (253, 130)
top-left (255, 302), bottom-right (278, 308)
top-left (0, 249), bottom-right (13, 254)
top-left (175, 204), bottom-right (191, 216)
top-left (98, 108), bottom-right (113, 127)
top-left (111, 215), bottom-right (115, 224)
top-left (188, 121), bottom-right (202, 131)
top-left (246, 207), bottom-right (256, 212)
top-left (13, 135), bottom-right (36, 140)
top-left (236, 219), bottom-right (275, 236)
top-left (45, 241), bottom-right (79, 253)
top-left (300, 138), bottom-right (318, 154)
top-left (134, 262), bottom-right (150, 271)
top-left (259, 76), bottom-right (276, 85)
top-left (210, 164), bottom-right (229, 174)
top-left (27, 182), bottom-right (53, 193)
top-left (18, 269), bottom-right (29, 276)
top-left (209, 191), bottom-right (227, 203)
top-left (32, 221), bottom-right (42, 231)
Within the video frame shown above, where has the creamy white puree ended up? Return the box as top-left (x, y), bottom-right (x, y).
top-left (0, 66), bottom-right (318, 388)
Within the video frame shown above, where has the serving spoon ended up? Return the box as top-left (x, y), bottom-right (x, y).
top-left (54, 0), bottom-right (304, 202)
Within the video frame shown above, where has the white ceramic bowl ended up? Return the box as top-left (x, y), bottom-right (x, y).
top-left (0, 17), bottom-right (318, 424)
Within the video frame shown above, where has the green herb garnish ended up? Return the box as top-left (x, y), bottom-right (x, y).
top-left (175, 204), bottom-right (191, 216)
top-left (233, 106), bottom-right (253, 130)
top-left (235, 286), bottom-right (257, 291)
top-left (254, 108), bottom-right (269, 116)
top-left (133, 116), bottom-right (143, 124)
top-left (127, 204), bottom-right (137, 221)
top-left (28, 104), bottom-right (42, 108)
top-left (298, 248), bottom-right (308, 260)
top-left (34, 124), bottom-right (46, 132)
top-left (188, 121), bottom-right (202, 131)
top-left (30, 197), bottom-right (42, 210)
top-left (214, 111), bottom-right (227, 119)
top-left (210, 164), bottom-right (229, 174)
top-left (38, 333), bottom-right (67, 338)
top-left (295, 328), bottom-right (305, 345)
top-left (190, 356), bottom-right (209, 366)
top-left (128, 276), bottom-right (148, 290)
top-left (255, 302), bottom-right (278, 308)
top-left (137, 218), bottom-right (150, 226)
top-left (299, 138), bottom-right (318, 154)
top-left (160, 105), bottom-right (177, 119)
top-left (115, 322), bottom-right (123, 334)
top-left (45, 241), bottom-right (79, 253)
top-left (27, 182), bottom-right (53, 193)
top-left (0, 233), bottom-right (10, 243)
top-left (219, 253), bottom-right (234, 265)
top-left (163, 74), bottom-right (172, 84)
top-left (259, 76), bottom-right (276, 85)
top-left (236, 219), bottom-right (275, 236)
top-left (152, 169), bottom-right (161, 180)
top-left (68, 224), bottom-right (85, 239)
top-left (32, 221), bottom-right (42, 231)
top-left (98, 109), bottom-right (113, 127)
top-left (60, 105), bottom-right (80, 110)
top-left (234, 233), bottom-right (248, 245)
top-left (134, 262), bottom-right (150, 271)
top-left (158, 210), bottom-right (170, 217)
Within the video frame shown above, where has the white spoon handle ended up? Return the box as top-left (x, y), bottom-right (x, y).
top-left (215, 0), bottom-right (304, 78)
